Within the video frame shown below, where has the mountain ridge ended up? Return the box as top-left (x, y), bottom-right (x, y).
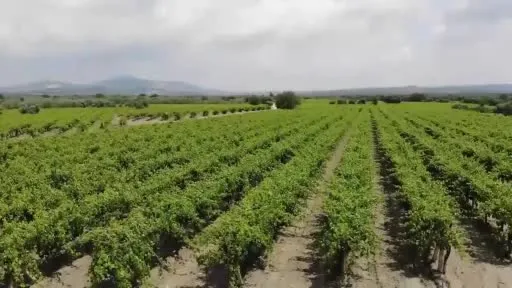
top-left (0, 76), bottom-right (222, 96)
top-left (1, 76), bottom-right (512, 96)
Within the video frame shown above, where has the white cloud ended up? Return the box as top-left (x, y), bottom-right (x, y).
top-left (0, 0), bottom-right (511, 90)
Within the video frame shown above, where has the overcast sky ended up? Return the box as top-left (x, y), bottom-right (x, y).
top-left (0, 0), bottom-right (511, 90)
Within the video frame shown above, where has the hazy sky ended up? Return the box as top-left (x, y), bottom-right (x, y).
top-left (0, 0), bottom-right (511, 90)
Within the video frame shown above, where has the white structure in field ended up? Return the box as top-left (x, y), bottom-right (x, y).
top-left (271, 102), bottom-right (277, 110)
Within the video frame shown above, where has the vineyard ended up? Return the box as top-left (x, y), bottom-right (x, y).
top-left (0, 103), bottom-right (268, 139)
top-left (1, 102), bottom-right (512, 288)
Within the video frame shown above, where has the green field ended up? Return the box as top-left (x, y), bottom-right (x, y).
top-left (0, 103), bottom-right (268, 139)
top-left (1, 101), bottom-right (512, 287)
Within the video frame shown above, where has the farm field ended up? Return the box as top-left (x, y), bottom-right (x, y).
top-left (0, 103), bottom-right (267, 139)
top-left (1, 102), bottom-right (512, 288)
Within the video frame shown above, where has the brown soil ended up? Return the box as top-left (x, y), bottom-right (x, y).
top-left (440, 215), bottom-right (512, 288)
top-left (149, 248), bottom-right (206, 288)
top-left (243, 126), bottom-right (354, 288)
top-left (32, 256), bottom-right (91, 288)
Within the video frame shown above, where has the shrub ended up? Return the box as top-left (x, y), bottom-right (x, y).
top-left (358, 99), bottom-right (366, 104)
top-left (336, 100), bottom-right (344, 104)
top-left (407, 93), bottom-right (427, 102)
top-left (229, 108), bottom-right (237, 113)
top-left (380, 96), bottom-right (401, 103)
top-left (203, 110), bottom-right (209, 117)
top-left (238, 108), bottom-right (244, 112)
top-left (19, 104), bottom-right (40, 114)
top-left (213, 110), bottom-right (220, 116)
top-left (190, 112), bottom-right (197, 118)
top-left (174, 112), bottom-right (181, 121)
top-left (221, 110), bottom-right (228, 114)
top-left (275, 91), bottom-right (300, 109)
top-left (247, 95), bottom-right (261, 105)
top-left (496, 103), bottom-right (512, 116)
top-left (119, 117), bottom-right (128, 126)
top-left (161, 113), bottom-right (171, 120)
top-left (329, 101), bottom-right (336, 105)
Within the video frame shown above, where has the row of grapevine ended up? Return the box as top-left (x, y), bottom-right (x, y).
top-left (372, 109), bottom-right (464, 272)
top-left (320, 110), bottom-right (378, 277)
top-left (402, 115), bottom-right (512, 183)
top-left (378, 107), bottom-right (512, 258)
top-left (193, 110), bottom-right (358, 287)
top-left (406, 108), bottom-right (512, 155)
top-left (0, 112), bottom-right (311, 225)
top-left (83, 112), bottom-right (346, 287)
top-left (0, 104), bottom-right (269, 139)
top-left (0, 106), bottom-right (353, 287)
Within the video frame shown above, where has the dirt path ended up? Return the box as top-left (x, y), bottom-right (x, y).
top-left (32, 256), bottom-right (91, 288)
top-left (243, 125), bottom-right (354, 288)
top-left (440, 215), bottom-right (512, 288)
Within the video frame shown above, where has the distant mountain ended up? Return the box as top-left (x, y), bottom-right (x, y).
top-left (2, 78), bottom-right (512, 97)
top-left (300, 84), bottom-right (512, 96)
top-left (0, 76), bottom-right (222, 96)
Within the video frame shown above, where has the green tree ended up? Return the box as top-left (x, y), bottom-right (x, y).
top-left (408, 93), bottom-right (426, 102)
top-left (275, 91), bottom-right (300, 109)
top-left (247, 95), bottom-right (261, 105)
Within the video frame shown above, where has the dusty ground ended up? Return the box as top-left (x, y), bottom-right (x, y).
top-left (149, 248), bottom-right (207, 288)
top-left (243, 126), bottom-right (354, 288)
top-left (32, 256), bottom-right (91, 288)
top-left (441, 216), bottom-right (512, 288)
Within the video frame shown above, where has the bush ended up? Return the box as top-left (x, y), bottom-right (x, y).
top-left (358, 99), bottom-right (366, 104)
top-left (348, 100), bottom-right (356, 104)
top-left (495, 103), bottom-right (512, 115)
top-left (407, 93), bottom-right (426, 102)
top-left (247, 95), bottom-right (261, 105)
top-left (19, 104), bottom-right (40, 114)
top-left (329, 101), bottom-right (336, 105)
top-left (161, 113), bottom-right (171, 120)
top-left (380, 96), bottom-right (401, 103)
top-left (119, 117), bottom-right (128, 126)
top-left (174, 112), bottom-right (181, 121)
top-left (190, 112), bottom-right (197, 118)
top-left (238, 108), bottom-right (244, 112)
top-left (203, 110), bottom-right (209, 117)
top-left (275, 91), bottom-right (300, 109)
top-left (213, 110), bottom-right (220, 116)
top-left (221, 110), bottom-right (228, 114)
top-left (229, 108), bottom-right (237, 113)
top-left (336, 100), bottom-right (344, 104)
